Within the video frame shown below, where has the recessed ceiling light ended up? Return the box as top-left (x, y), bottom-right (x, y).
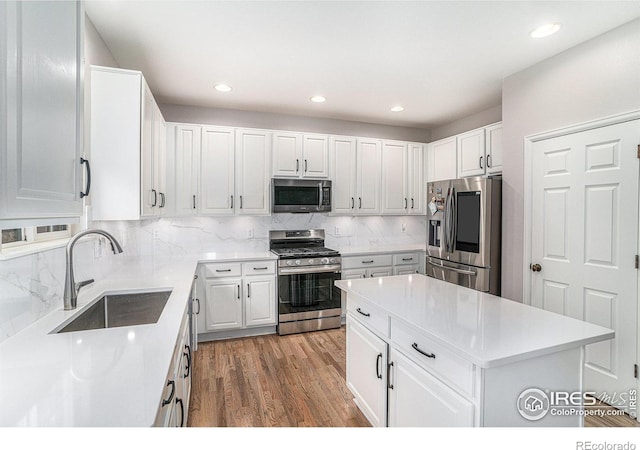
top-left (214, 84), bottom-right (232, 92)
top-left (311, 95), bottom-right (326, 103)
top-left (530, 23), bottom-right (561, 39)
top-left (391, 106), bottom-right (405, 112)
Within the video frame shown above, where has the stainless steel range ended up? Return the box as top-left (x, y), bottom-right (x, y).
top-left (269, 229), bottom-right (342, 335)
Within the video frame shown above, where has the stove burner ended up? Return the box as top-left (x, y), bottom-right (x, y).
top-left (271, 247), bottom-right (339, 258)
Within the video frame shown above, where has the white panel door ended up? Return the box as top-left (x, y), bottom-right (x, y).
top-left (346, 316), bottom-right (387, 427)
top-left (272, 132), bottom-right (302, 178)
top-left (381, 141), bottom-right (408, 215)
top-left (141, 82), bottom-right (156, 217)
top-left (389, 349), bottom-right (473, 427)
top-left (356, 139), bottom-right (382, 215)
top-left (329, 136), bottom-right (357, 214)
top-left (457, 128), bottom-right (486, 178)
top-left (485, 123), bottom-right (503, 174)
top-left (408, 143), bottom-right (425, 214)
top-left (155, 105), bottom-right (168, 215)
top-left (204, 279), bottom-right (243, 331)
top-left (1, 1), bottom-right (83, 220)
top-left (236, 129), bottom-right (271, 215)
top-left (530, 119), bottom-right (639, 415)
top-left (245, 277), bottom-right (276, 327)
top-left (302, 134), bottom-right (329, 178)
top-left (200, 126), bottom-right (235, 215)
top-left (427, 137), bottom-right (457, 182)
top-left (174, 125), bottom-right (200, 216)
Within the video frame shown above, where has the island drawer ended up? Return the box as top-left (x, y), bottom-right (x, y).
top-left (391, 319), bottom-right (474, 396)
top-left (393, 253), bottom-right (420, 266)
top-left (203, 262), bottom-right (242, 278)
top-left (342, 254), bottom-right (393, 270)
top-left (347, 295), bottom-right (390, 338)
top-left (242, 261), bottom-right (276, 275)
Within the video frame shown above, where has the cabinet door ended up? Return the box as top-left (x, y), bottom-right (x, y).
top-left (389, 349), bottom-right (473, 427)
top-left (381, 141), bottom-right (408, 215)
top-left (393, 265), bottom-right (420, 276)
top-left (236, 129), bottom-right (271, 215)
top-left (272, 132), bottom-right (302, 177)
top-left (155, 107), bottom-right (168, 215)
top-left (342, 268), bottom-right (367, 279)
top-left (457, 128), bottom-right (486, 178)
top-left (369, 267), bottom-right (393, 278)
top-left (302, 134), bottom-right (329, 178)
top-left (427, 137), bottom-right (457, 182)
top-left (141, 82), bottom-right (156, 217)
top-left (1, 1), bottom-right (83, 220)
top-left (408, 143), bottom-right (425, 214)
top-left (346, 316), bottom-right (387, 427)
top-left (356, 139), bottom-right (382, 215)
top-left (245, 276), bottom-right (276, 327)
top-left (204, 278), bottom-right (243, 331)
top-left (485, 122), bottom-right (503, 174)
top-left (174, 125), bottom-right (200, 216)
top-left (329, 136), bottom-right (357, 214)
top-left (200, 126), bottom-right (235, 215)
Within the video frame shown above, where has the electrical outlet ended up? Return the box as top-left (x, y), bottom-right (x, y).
top-left (247, 228), bottom-right (254, 239)
top-left (334, 226), bottom-right (341, 236)
top-left (401, 222), bottom-right (406, 233)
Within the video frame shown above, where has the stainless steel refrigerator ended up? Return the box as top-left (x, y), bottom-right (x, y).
top-left (426, 176), bottom-right (502, 295)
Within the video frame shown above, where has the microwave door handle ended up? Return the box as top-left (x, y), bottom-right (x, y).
top-left (443, 189), bottom-right (451, 253)
top-left (318, 182), bottom-right (323, 208)
top-left (446, 187), bottom-right (455, 253)
top-left (449, 187), bottom-right (456, 253)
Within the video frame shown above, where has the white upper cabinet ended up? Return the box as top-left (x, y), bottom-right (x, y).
top-left (381, 141), bottom-right (408, 215)
top-left (407, 143), bottom-right (425, 214)
top-left (0, 1), bottom-right (83, 224)
top-left (457, 128), bottom-right (486, 178)
top-left (171, 124), bottom-right (200, 216)
top-left (427, 136), bottom-right (457, 182)
top-left (236, 129), bottom-right (271, 215)
top-left (200, 126), bottom-right (235, 216)
top-left (329, 136), bottom-right (358, 214)
top-left (272, 131), bottom-right (328, 178)
top-left (485, 122), bottom-right (503, 174)
top-left (356, 139), bottom-right (382, 215)
top-left (90, 66), bottom-right (167, 220)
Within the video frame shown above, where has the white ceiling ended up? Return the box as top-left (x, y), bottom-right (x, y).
top-left (86, 1), bottom-right (640, 129)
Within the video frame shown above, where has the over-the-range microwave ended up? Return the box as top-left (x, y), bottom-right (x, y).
top-left (272, 178), bottom-right (332, 213)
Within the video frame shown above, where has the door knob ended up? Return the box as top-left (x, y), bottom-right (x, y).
top-left (530, 263), bottom-right (542, 272)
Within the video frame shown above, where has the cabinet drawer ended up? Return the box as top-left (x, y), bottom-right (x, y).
top-left (347, 295), bottom-right (389, 338)
top-left (242, 261), bottom-right (276, 275)
top-left (393, 253), bottom-right (419, 266)
top-left (203, 263), bottom-right (242, 278)
top-left (391, 319), bottom-right (474, 396)
top-left (342, 254), bottom-right (393, 270)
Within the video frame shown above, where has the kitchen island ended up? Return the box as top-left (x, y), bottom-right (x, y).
top-left (336, 274), bottom-right (614, 427)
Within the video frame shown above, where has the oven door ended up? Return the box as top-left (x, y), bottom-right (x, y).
top-left (277, 265), bottom-right (342, 322)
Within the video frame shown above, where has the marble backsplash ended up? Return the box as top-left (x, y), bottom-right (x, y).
top-left (0, 214), bottom-right (426, 342)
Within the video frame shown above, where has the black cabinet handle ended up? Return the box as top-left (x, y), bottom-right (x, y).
top-left (194, 298), bottom-right (200, 314)
top-left (404, 198), bottom-right (407, 209)
top-left (356, 307), bottom-right (370, 317)
top-left (79, 157), bottom-right (91, 198)
top-left (296, 159), bottom-right (299, 173)
top-left (253, 267), bottom-right (269, 271)
top-left (411, 198), bottom-right (414, 209)
top-left (184, 344), bottom-right (191, 378)
top-left (237, 285), bottom-right (240, 299)
top-left (247, 283), bottom-right (251, 298)
top-left (151, 189), bottom-right (158, 207)
top-left (304, 159), bottom-right (308, 172)
top-left (216, 269), bottom-right (232, 273)
top-left (376, 353), bottom-right (383, 379)
top-left (240, 195), bottom-right (243, 209)
top-left (351, 197), bottom-right (355, 209)
top-left (176, 398), bottom-right (184, 427)
top-left (412, 342), bottom-right (436, 359)
top-left (387, 362), bottom-right (394, 389)
top-left (402, 258), bottom-right (413, 262)
top-left (359, 197), bottom-right (362, 209)
top-left (230, 195), bottom-right (234, 209)
top-left (162, 380), bottom-right (175, 406)
top-left (479, 156), bottom-right (483, 169)
top-left (362, 260), bottom-right (374, 264)
top-left (192, 194), bottom-right (196, 209)
top-left (487, 154), bottom-right (492, 168)
top-left (159, 192), bottom-right (166, 208)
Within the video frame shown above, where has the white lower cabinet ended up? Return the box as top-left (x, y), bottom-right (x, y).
top-left (388, 349), bottom-right (474, 427)
top-left (204, 278), bottom-right (243, 331)
top-left (244, 276), bottom-right (276, 327)
top-left (346, 316), bottom-right (388, 427)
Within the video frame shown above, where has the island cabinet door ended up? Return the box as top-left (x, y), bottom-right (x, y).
top-left (346, 316), bottom-right (388, 427)
top-left (388, 349), bottom-right (474, 427)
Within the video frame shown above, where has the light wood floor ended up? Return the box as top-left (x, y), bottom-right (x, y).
top-left (585, 399), bottom-right (639, 427)
top-left (187, 327), bottom-right (370, 427)
top-left (187, 327), bottom-right (638, 428)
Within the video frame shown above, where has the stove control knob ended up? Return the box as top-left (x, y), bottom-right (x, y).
top-left (321, 258), bottom-right (329, 265)
top-left (295, 260), bottom-right (301, 266)
top-left (329, 258), bottom-right (336, 264)
top-left (286, 260), bottom-right (293, 266)
top-left (308, 259), bottom-right (314, 265)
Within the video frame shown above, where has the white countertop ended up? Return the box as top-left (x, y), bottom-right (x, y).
top-left (0, 251), bottom-right (276, 426)
top-left (335, 274), bottom-right (614, 369)
top-left (337, 243), bottom-right (425, 256)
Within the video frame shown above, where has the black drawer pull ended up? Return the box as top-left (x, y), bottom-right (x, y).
top-left (362, 260), bottom-right (374, 264)
top-left (216, 269), bottom-right (232, 272)
top-left (356, 307), bottom-right (370, 317)
top-left (253, 267), bottom-right (269, 270)
top-left (162, 380), bottom-right (175, 406)
top-left (412, 342), bottom-right (436, 359)
top-left (402, 258), bottom-right (413, 261)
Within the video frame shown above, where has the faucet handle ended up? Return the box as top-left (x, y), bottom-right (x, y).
top-left (75, 279), bottom-right (95, 294)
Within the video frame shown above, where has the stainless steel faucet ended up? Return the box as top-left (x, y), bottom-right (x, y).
top-left (63, 229), bottom-right (124, 310)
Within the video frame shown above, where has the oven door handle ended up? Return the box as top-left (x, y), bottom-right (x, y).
top-left (278, 265), bottom-right (341, 275)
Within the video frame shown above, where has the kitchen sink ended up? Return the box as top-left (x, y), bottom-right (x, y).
top-left (53, 290), bottom-right (172, 334)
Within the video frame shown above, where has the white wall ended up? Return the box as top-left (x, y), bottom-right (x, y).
top-left (430, 104), bottom-right (502, 141)
top-left (501, 18), bottom-right (640, 302)
top-left (160, 103), bottom-right (431, 142)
